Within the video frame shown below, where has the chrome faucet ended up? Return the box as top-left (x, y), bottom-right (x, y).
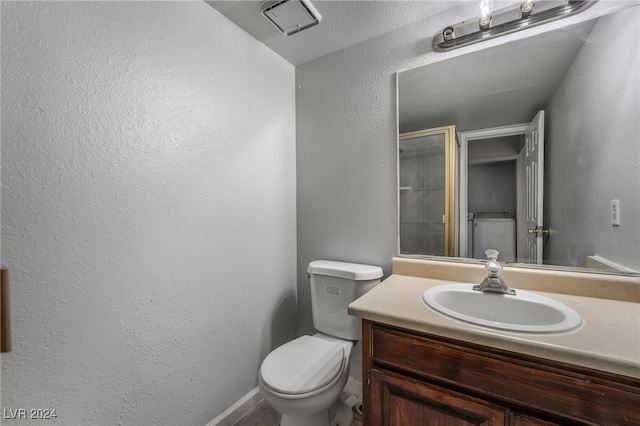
top-left (473, 249), bottom-right (516, 295)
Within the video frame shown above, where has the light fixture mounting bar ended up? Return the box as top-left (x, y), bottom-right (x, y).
top-left (433, 0), bottom-right (597, 51)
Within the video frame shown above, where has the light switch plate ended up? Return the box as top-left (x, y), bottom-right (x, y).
top-left (611, 199), bottom-right (620, 226)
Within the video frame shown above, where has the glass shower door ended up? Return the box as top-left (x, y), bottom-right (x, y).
top-left (399, 126), bottom-right (456, 256)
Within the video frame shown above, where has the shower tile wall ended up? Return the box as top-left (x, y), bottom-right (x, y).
top-left (399, 151), bottom-right (445, 255)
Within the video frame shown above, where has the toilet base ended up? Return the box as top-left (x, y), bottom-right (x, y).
top-left (332, 399), bottom-right (354, 426)
top-left (279, 399), bottom-right (353, 426)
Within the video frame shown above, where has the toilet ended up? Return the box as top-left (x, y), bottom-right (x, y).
top-left (258, 260), bottom-right (383, 426)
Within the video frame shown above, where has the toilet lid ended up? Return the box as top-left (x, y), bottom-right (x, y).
top-left (260, 335), bottom-right (345, 395)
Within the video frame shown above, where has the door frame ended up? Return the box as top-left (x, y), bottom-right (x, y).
top-left (458, 123), bottom-right (529, 258)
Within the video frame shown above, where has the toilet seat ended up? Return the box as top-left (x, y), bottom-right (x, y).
top-left (260, 335), bottom-right (346, 396)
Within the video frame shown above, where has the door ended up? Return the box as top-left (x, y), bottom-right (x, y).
top-left (525, 111), bottom-right (545, 264)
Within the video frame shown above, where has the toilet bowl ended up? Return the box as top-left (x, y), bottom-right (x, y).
top-left (259, 334), bottom-right (354, 426)
top-left (258, 260), bottom-right (383, 426)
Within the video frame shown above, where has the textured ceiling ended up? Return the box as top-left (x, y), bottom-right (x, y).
top-left (206, 0), bottom-right (468, 65)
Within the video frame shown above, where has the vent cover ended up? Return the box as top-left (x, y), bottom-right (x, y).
top-left (260, 0), bottom-right (322, 36)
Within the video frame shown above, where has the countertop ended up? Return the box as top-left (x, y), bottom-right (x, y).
top-left (349, 273), bottom-right (640, 379)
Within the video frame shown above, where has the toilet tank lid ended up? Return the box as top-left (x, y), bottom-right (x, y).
top-left (308, 260), bottom-right (383, 280)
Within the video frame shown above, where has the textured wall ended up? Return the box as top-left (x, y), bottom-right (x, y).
top-left (294, 1), bottom-right (634, 335)
top-left (295, 2), bottom-right (481, 336)
top-left (546, 6), bottom-right (640, 270)
top-left (1, 2), bottom-right (296, 425)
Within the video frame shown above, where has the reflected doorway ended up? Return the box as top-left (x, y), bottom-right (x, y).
top-left (459, 111), bottom-right (545, 264)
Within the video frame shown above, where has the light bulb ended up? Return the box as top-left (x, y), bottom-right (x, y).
top-left (521, 0), bottom-right (535, 16)
top-left (478, 0), bottom-right (494, 29)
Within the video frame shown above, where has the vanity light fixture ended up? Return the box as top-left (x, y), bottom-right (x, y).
top-left (433, 0), bottom-right (597, 51)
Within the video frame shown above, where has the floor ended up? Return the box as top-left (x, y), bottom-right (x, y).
top-left (232, 400), bottom-right (363, 426)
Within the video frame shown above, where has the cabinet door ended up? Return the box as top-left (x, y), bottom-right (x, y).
top-left (370, 369), bottom-right (506, 425)
top-left (511, 413), bottom-right (563, 426)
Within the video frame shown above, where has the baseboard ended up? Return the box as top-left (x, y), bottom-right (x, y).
top-left (206, 387), bottom-right (264, 426)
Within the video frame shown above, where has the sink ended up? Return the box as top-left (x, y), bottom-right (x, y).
top-left (422, 284), bottom-right (582, 333)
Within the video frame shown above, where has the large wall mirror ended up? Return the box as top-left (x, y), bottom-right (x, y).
top-left (398, 4), bottom-right (639, 274)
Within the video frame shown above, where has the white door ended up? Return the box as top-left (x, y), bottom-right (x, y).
top-left (525, 111), bottom-right (545, 264)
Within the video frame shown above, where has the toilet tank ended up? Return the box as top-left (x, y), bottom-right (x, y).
top-left (308, 260), bottom-right (383, 340)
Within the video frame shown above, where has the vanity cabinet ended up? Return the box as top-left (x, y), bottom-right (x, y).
top-left (362, 320), bottom-right (640, 425)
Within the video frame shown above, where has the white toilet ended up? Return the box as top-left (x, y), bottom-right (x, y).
top-left (258, 260), bottom-right (383, 426)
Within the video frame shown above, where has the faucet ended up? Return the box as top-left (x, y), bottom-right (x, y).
top-left (473, 249), bottom-right (516, 295)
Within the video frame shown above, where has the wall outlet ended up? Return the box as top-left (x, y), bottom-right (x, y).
top-left (611, 199), bottom-right (620, 226)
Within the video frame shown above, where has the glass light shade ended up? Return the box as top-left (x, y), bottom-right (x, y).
top-left (478, 0), bottom-right (494, 28)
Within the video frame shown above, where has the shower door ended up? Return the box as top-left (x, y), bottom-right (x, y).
top-left (399, 126), bottom-right (456, 256)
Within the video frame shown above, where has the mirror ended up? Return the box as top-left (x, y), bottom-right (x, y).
top-left (398, 5), bottom-right (639, 274)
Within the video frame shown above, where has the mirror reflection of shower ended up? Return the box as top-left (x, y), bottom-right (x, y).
top-left (399, 126), bottom-right (455, 257)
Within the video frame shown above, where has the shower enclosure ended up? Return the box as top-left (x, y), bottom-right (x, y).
top-left (399, 126), bottom-right (456, 256)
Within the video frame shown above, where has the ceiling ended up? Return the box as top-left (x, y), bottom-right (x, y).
top-left (206, 0), bottom-right (467, 66)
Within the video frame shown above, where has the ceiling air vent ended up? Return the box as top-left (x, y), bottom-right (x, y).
top-left (260, 0), bottom-right (322, 36)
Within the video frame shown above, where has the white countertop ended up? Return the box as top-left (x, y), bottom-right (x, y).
top-left (349, 274), bottom-right (640, 379)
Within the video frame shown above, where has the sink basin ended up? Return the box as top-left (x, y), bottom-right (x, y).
top-left (422, 284), bottom-right (582, 333)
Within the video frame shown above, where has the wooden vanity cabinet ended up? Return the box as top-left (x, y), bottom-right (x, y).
top-left (362, 320), bottom-right (640, 425)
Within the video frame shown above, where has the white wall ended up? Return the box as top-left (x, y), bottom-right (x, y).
top-left (1, 2), bottom-right (296, 425)
top-left (295, 3), bottom-right (479, 335)
top-left (546, 7), bottom-right (640, 270)
top-left (468, 162), bottom-right (516, 216)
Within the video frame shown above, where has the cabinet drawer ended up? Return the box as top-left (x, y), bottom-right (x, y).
top-left (369, 323), bottom-right (640, 425)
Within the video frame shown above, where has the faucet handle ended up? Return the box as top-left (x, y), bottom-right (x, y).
top-left (486, 261), bottom-right (501, 275)
top-left (484, 249), bottom-right (502, 276)
top-left (485, 249), bottom-right (500, 260)
top-left (474, 248), bottom-right (515, 295)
